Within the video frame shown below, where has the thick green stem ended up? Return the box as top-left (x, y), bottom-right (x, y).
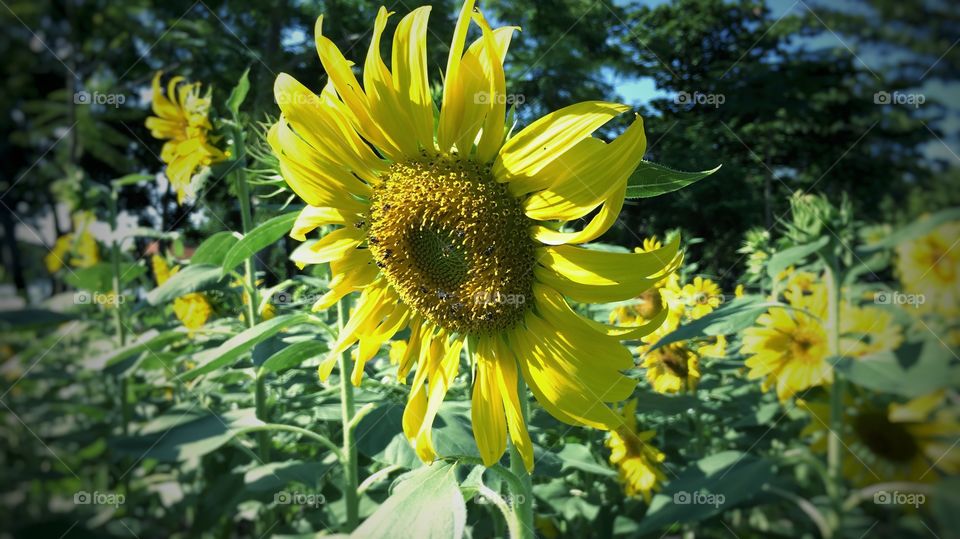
top-left (508, 378), bottom-right (534, 539)
top-left (337, 297), bottom-right (359, 531)
top-left (824, 255), bottom-right (844, 534)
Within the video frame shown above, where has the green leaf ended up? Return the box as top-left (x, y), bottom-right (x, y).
top-left (147, 264), bottom-right (224, 305)
top-left (859, 207), bottom-right (960, 252)
top-left (226, 67), bottom-right (251, 118)
top-left (650, 297), bottom-right (783, 351)
top-left (625, 161), bottom-right (720, 199)
top-left (112, 408), bottom-right (261, 463)
top-left (181, 313), bottom-right (311, 380)
top-left (258, 340), bottom-right (327, 376)
top-left (352, 462), bottom-right (466, 539)
top-left (222, 212), bottom-right (298, 274)
top-left (355, 402), bottom-right (479, 468)
top-left (766, 236), bottom-right (830, 280)
top-left (835, 339), bottom-right (957, 397)
top-left (191, 231), bottom-right (240, 266)
top-left (244, 459), bottom-right (336, 493)
top-left (0, 309), bottom-right (76, 331)
top-left (556, 444), bottom-right (616, 477)
top-left (636, 451), bottom-right (774, 534)
top-left (101, 328), bottom-right (187, 375)
top-left (111, 173), bottom-right (153, 187)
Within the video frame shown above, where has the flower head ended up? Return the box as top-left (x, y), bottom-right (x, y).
top-left (45, 211), bottom-right (100, 272)
top-left (270, 1), bottom-right (681, 470)
top-left (606, 399), bottom-right (667, 502)
top-left (146, 73), bottom-right (226, 204)
top-left (896, 221), bottom-right (960, 317)
top-left (642, 343), bottom-right (700, 394)
top-left (152, 255), bottom-right (212, 331)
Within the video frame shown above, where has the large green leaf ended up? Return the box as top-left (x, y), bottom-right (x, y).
top-left (101, 328), bottom-right (188, 375)
top-left (625, 161), bottom-right (720, 199)
top-left (0, 309), bottom-right (76, 330)
top-left (355, 402), bottom-right (479, 468)
top-left (181, 313), bottom-right (311, 380)
top-left (111, 408), bottom-right (261, 463)
top-left (351, 462), bottom-right (466, 539)
top-left (765, 236), bottom-right (830, 280)
top-left (222, 212), bottom-right (298, 274)
top-left (191, 231), bottom-right (240, 266)
top-left (650, 297), bottom-right (783, 351)
top-left (635, 451), bottom-right (774, 534)
top-left (244, 458), bottom-right (336, 492)
top-left (556, 444), bottom-right (616, 477)
top-left (147, 264), bottom-right (224, 305)
top-left (836, 339), bottom-right (958, 397)
top-left (258, 340), bottom-right (327, 376)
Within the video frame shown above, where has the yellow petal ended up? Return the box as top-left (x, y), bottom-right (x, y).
top-left (472, 337), bottom-right (508, 467)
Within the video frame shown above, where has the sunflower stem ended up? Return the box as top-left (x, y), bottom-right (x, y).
top-left (823, 254), bottom-right (844, 534)
top-left (337, 296), bottom-right (360, 531)
top-left (232, 125), bottom-right (269, 464)
top-left (508, 378), bottom-right (534, 539)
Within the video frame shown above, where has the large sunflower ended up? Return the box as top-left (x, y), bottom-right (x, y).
top-left (896, 220), bottom-right (960, 318)
top-left (270, 1), bottom-right (681, 470)
top-left (145, 73), bottom-right (226, 204)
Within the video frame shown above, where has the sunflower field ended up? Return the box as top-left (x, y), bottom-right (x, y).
top-left (1, 0), bottom-right (958, 538)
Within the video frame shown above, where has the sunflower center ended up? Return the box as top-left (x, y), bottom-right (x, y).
top-left (367, 156), bottom-right (535, 335)
top-left (852, 410), bottom-right (919, 463)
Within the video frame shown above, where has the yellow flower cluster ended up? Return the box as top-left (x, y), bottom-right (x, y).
top-left (44, 211), bottom-right (100, 273)
top-left (610, 237), bottom-right (726, 394)
top-left (145, 73), bottom-right (226, 204)
top-left (605, 399), bottom-right (667, 502)
top-left (151, 255), bottom-right (212, 331)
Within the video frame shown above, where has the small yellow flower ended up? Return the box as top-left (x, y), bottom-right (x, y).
top-left (153, 254), bottom-right (212, 331)
top-left (734, 283), bottom-right (745, 298)
top-left (681, 276), bottom-right (722, 320)
top-left (896, 221), bottom-right (960, 317)
top-left (146, 72), bottom-right (226, 204)
top-left (606, 399), bottom-right (666, 502)
top-left (642, 343), bottom-right (700, 394)
top-left (45, 212), bottom-right (100, 272)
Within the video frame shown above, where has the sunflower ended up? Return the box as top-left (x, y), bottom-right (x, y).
top-left (896, 220), bottom-right (960, 317)
top-left (642, 343), bottom-right (700, 394)
top-left (743, 283), bottom-right (903, 401)
top-left (45, 211), bottom-right (100, 272)
top-left (152, 255), bottom-right (213, 331)
top-left (801, 391), bottom-right (960, 485)
top-left (680, 276), bottom-right (723, 320)
top-left (606, 399), bottom-right (667, 502)
top-left (607, 237), bottom-right (681, 328)
top-left (270, 1), bottom-right (681, 470)
top-left (146, 72), bottom-right (226, 204)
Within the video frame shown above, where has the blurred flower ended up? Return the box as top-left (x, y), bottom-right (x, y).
top-left (272, 1), bottom-right (681, 471)
top-left (778, 267), bottom-right (818, 303)
top-left (681, 276), bottom-right (722, 319)
top-left (840, 303), bottom-right (903, 357)
top-left (152, 255), bottom-right (212, 331)
top-left (45, 212), bottom-right (100, 272)
top-left (742, 289), bottom-right (831, 401)
top-left (606, 399), bottom-right (667, 502)
top-left (734, 283), bottom-right (745, 298)
top-left (801, 391), bottom-right (960, 485)
top-left (643, 343), bottom-right (700, 394)
top-left (896, 221), bottom-right (960, 317)
top-left (145, 72), bottom-right (226, 204)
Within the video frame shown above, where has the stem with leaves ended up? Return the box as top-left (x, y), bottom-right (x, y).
top-left (337, 296), bottom-right (360, 531)
top-left (822, 251), bottom-right (844, 535)
top-left (508, 381), bottom-right (534, 539)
